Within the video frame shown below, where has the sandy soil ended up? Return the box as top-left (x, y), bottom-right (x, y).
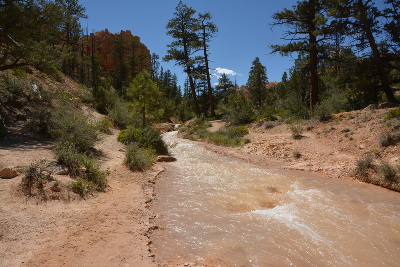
top-left (0, 126), bottom-right (163, 267)
top-left (0, 107), bottom-right (399, 267)
top-left (204, 108), bottom-right (399, 181)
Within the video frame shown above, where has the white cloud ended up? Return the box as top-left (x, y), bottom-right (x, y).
top-left (214, 67), bottom-right (240, 76)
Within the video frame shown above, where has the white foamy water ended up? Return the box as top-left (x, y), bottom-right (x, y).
top-left (152, 131), bottom-right (400, 266)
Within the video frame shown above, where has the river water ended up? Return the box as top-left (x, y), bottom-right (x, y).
top-left (152, 131), bottom-right (400, 266)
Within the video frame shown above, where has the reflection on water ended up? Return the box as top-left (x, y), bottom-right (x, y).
top-left (152, 131), bottom-right (400, 266)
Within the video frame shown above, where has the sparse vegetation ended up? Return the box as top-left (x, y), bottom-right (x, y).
top-left (353, 155), bottom-right (400, 192)
top-left (289, 124), bottom-right (304, 139)
top-left (293, 150), bottom-right (302, 159)
top-left (54, 141), bottom-right (82, 177)
top-left (22, 160), bottom-right (54, 197)
top-left (379, 132), bottom-right (400, 147)
top-left (180, 119), bottom-right (250, 147)
top-left (378, 161), bottom-right (399, 184)
top-left (385, 107), bottom-right (400, 120)
top-left (354, 154), bottom-right (375, 179)
top-left (97, 119), bottom-right (113, 134)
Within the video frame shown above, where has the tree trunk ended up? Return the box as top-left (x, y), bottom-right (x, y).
top-left (182, 36), bottom-right (200, 116)
top-left (202, 28), bottom-right (215, 117)
top-left (357, 0), bottom-right (397, 103)
top-left (308, 0), bottom-right (319, 112)
top-left (186, 65), bottom-right (200, 116)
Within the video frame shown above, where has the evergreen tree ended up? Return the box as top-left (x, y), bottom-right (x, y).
top-left (196, 12), bottom-right (218, 117)
top-left (383, 0), bottom-right (400, 49)
top-left (55, 0), bottom-right (87, 77)
top-left (150, 53), bottom-right (160, 81)
top-left (126, 71), bottom-right (162, 127)
top-left (0, 0), bottom-right (62, 70)
top-left (327, 0), bottom-right (397, 103)
top-left (246, 57), bottom-right (268, 108)
top-left (164, 1), bottom-right (201, 115)
top-left (270, 0), bottom-right (330, 112)
top-left (215, 73), bottom-right (234, 103)
top-left (112, 32), bottom-right (129, 94)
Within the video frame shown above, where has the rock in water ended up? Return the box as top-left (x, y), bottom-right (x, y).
top-left (157, 155), bottom-right (177, 162)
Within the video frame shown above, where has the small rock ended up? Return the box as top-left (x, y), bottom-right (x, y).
top-left (50, 181), bottom-right (61, 192)
top-left (255, 118), bottom-right (268, 128)
top-left (364, 104), bottom-right (377, 110)
top-left (157, 155), bottom-right (177, 162)
top-left (0, 167), bottom-right (18, 179)
top-left (47, 161), bottom-right (69, 175)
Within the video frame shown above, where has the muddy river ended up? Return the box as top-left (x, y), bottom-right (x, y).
top-left (152, 131), bottom-right (400, 266)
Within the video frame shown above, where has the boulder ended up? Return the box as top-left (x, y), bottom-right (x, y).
top-left (50, 181), bottom-right (61, 192)
top-left (157, 155), bottom-right (177, 162)
top-left (378, 102), bottom-right (397, 109)
top-left (364, 104), bottom-right (377, 110)
top-left (0, 167), bottom-right (19, 179)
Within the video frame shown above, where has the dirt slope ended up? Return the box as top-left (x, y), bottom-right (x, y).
top-left (0, 127), bottom-right (161, 267)
top-left (205, 108), bottom-right (399, 182)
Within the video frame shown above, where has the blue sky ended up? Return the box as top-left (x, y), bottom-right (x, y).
top-left (78, 0), bottom-right (299, 88)
top-left (78, 0), bottom-right (387, 88)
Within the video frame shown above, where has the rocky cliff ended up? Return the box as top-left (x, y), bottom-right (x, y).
top-left (84, 29), bottom-right (151, 75)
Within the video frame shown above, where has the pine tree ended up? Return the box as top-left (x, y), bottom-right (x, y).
top-left (215, 73), bottom-right (234, 103)
top-left (246, 57), bottom-right (268, 108)
top-left (196, 12), bottom-right (218, 117)
top-left (270, 0), bottom-right (329, 112)
top-left (327, 0), bottom-right (397, 103)
top-left (126, 71), bottom-right (162, 127)
top-left (0, 0), bottom-right (63, 70)
top-left (164, 1), bottom-right (201, 115)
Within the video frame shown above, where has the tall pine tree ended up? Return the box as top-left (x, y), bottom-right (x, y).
top-left (246, 57), bottom-right (268, 108)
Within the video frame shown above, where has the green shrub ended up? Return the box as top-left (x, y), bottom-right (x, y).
top-left (72, 178), bottom-right (93, 197)
top-left (107, 98), bottom-right (140, 128)
top-left (342, 128), bottom-right (350, 133)
top-left (379, 132), bottom-right (400, 147)
top-left (28, 92), bottom-right (100, 153)
top-left (205, 127), bottom-right (250, 147)
top-left (265, 121), bottom-right (275, 129)
top-left (219, 91), bottom-right (254, 125)
top-left (234, 126), bottom-right (249, 136)
top-left (54, 142), bottom-right (82, 177)
top-left (378, 161), bottom-right (399, 184)
top-left (97, 119), bottom-right (113, 134)
top-left (289, 124), bottom-right (304, 139)
top-left (124, 142), bottom-right (156, 171)
top-left (79, 156), bottom-right (109, 191)
top-left (354, 154), bottom-right (375, 178)
top-left (50, 112), bottom-right (98, 153)
top-left (117, 126), bottom-right (168, 155)
top-left (385, 107), bottom-right (400, 120)
top-left (314, 102), bottom-right (333, 122)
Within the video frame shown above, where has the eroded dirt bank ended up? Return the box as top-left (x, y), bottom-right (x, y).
top-left (204, 108), bottom-right (399, 181)
top-left (0, 128), bottom-right (162, 267)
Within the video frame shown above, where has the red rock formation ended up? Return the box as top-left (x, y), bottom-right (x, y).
top-left (84, 29), bottom-right (150, 75)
